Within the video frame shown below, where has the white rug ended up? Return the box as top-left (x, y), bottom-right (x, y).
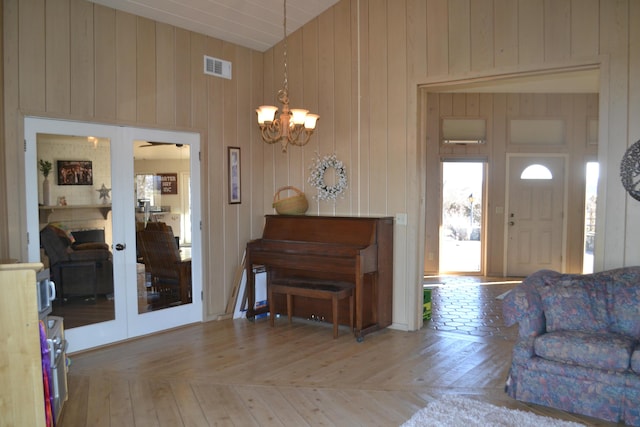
top-left (401, 395), bottom-right (584, 427)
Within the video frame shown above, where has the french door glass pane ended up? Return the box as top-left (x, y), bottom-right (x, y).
top-left (37, 133), bottom-right (114, 329)
top-left (133, 142), bottom-right (192, 314)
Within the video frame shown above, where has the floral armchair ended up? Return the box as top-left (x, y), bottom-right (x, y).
top-left (503, 267), bottom-right (640, 426)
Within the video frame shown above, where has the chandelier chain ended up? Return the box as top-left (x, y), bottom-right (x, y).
top-left (282, 0), bottom-right (288, 96)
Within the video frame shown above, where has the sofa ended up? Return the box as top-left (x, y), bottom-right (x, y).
top-left (503, 267), bottom-right (640, 426)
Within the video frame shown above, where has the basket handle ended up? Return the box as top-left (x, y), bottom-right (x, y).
top-left (273, 186), bottom-right (303, 203)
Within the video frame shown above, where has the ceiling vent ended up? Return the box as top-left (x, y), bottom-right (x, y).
top-left (204, 55), bottom-right (232, 80)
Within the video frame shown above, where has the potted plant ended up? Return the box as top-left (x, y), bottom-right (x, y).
top-left (39, 159), bottom-right (52, 205)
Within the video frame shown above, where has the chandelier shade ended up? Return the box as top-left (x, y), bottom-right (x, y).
top-left (256, 0), bottom-right (319, 152)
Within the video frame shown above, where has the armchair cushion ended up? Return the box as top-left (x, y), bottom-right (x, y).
top-left (538, 276), bottom-right (609, 333)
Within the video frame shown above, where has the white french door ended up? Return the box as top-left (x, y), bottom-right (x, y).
top-left (25, 117), bottom-right (202, 353)
top-left (123, 127), bottom-right (202, 339)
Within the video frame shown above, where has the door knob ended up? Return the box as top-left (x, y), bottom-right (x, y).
top-left (115, 243), bottom-right (126, 251)
top-left (509, 221), bottom-right (515, 226)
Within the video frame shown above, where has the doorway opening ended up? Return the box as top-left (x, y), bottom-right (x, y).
top-left (583, 162), bottom-right (599, 274)
top-left (440, 161), bottom-right (484, 273)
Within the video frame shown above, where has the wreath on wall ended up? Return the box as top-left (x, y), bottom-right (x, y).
top-left (308, 153), bottom-right (348, 201)
top-left (621, 139), bottom-right (640, 202)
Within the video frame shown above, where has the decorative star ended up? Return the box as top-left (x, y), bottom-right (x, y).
top-left (96, 184), bottom-right (111, 204)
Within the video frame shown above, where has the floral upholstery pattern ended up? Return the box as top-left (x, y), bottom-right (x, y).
top-left (633, 344), bottom-right (640, 374)
top-left (503, 267), bottom-right (640, 426)
top-left (538, 276), bottom-right (609, 332)
top-left (609, 275), bottom-right (640, 339)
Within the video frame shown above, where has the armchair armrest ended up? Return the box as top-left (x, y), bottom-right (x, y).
top-left (503, 269), bottom-right (562, 338)
top-left (69, 248), bottom-right (111, 262)
top-left (73, 242), bottom-right (109, 251)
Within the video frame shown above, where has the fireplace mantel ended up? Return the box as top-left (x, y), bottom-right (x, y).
top-left (39, 204), bottom-right (112, 223)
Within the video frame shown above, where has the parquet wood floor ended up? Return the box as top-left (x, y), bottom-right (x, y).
top-left (59, 281), bottom-right (617, 426)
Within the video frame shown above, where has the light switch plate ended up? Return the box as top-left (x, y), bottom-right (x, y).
top-left (396, 213), bottom-right (407, 225)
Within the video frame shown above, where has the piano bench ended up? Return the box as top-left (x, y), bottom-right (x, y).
top-left (268, 279), bottom-right (354, 339)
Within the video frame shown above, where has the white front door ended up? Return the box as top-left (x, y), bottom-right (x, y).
top-left (506, 155), bottom-right (566, 276)
top-left (25, 118), bottom-right (202, 353)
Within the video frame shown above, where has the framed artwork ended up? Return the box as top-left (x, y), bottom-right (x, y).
top-left (158, 173), bottom-right (178, 194)
top-left (57, 160), bottom-right (93, 185)
top-left (228, 147), bottom-right (241, 204)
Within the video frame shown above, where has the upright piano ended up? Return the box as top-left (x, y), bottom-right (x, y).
top-left (245, 215), bottom-right (393, 339)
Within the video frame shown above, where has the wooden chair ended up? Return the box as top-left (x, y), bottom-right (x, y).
top-left (136, 224), bottom-right (191, 307)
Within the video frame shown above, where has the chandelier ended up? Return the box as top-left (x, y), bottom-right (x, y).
top-left (255, 0), bottom-right (319, 152)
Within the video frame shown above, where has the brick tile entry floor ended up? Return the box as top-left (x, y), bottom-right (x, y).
top-left (423, 276), bottom-right (523, 341)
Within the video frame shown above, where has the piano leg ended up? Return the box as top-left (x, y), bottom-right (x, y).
top-left (286, 293), bottom-right (293, 324)
top-left (349, 294), bottom-right (354, 333)
top-left (354, 272), bottom-right (380, 341)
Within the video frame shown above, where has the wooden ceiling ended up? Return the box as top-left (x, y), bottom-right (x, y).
top-left (89, 0), bottom-right (340, 52)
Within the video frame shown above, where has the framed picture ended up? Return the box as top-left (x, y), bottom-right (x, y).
top-left (158, 173), bottom-right (178, 195)
top-left (228, 147), bottom-right (241, 204)
top-left (57, 160), bottom-right (93, 185)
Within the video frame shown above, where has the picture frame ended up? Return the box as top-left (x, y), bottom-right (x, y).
top-left (228, 147), bottom-right (241, 204)
top-left (57, 160), bottom-right (93, 185)
top-left (158, 173), bottom-right (178, 195)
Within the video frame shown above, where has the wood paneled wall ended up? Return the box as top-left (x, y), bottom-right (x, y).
top-left (2, 0), bottom-right (262, 320)
top-left (258, 0), bottom-right (639, 329)
top-left (2, 0), bottom-right (640, 331)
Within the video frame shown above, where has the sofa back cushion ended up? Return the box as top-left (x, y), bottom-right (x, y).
top-left (539, 276), bottom-right (609, 333)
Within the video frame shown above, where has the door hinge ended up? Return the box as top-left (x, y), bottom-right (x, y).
top-left (24, 139), bottom-right (27, 152)
top-left (201, 290), bottom-right (204, 301)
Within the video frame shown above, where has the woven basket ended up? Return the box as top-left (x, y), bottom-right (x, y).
top-left (272, 186), bottom-right (309, 215)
